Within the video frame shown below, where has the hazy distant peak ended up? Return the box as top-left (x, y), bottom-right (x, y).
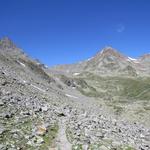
top-left (140, 53), bottom-right (150, 59)
top-left (139, 53), bottom-right (150, 63)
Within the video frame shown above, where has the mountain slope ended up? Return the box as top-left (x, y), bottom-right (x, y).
top-left (0, 37), bottom-right (150, 150)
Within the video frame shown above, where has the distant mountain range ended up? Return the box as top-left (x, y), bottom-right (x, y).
top-left (0, 37), bottom-right (149, 77)
top-left (51, 46), bottom-right (150, 77)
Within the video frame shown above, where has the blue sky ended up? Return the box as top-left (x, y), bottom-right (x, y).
top-left (0, 0), bottom-right (150, 66)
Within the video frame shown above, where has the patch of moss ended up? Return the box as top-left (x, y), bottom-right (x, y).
top-left (18, 119), bottom-right (33, 134)
top-left (123, 146), bottom-right (135, 150)
top-left (39, 124), bottom-right (59, 150)
top-left (72, 144), bottom-right (83, 150)
top-left (113, 105), bottom-right (124, 115)
top-left (143, 106), bottom-right (150, 111)
top-left (88, 143), bottom-right (102, 150)
top-left (78, 87), bottom-right (100, 97)
top-left (66, 127), bottom-right (74, 143)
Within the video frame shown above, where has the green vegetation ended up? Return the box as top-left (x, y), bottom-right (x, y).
top-left (113, 105), bottom-right (124, 115)
top-left (39, 124), bottom-right (59, 149)
top-left (72, 144), bottom-right (83, 150)
top-left (88, 143), bottom-right (102, 150)
top-left (66, 127), bottom-right (74, 143)
top-left (119, 77), bottom-right (150, 100)
top-left (144, 106), bottom-right (150, 110)
top-left (77, 86), bottom-right (100, 97)
top-left (77, 73), bottom-right (150, 101)
top-left (0, 117), bottom-right (33, 149)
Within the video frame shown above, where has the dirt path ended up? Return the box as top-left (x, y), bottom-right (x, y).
top-left (55, 118), bottom-right (72, 150)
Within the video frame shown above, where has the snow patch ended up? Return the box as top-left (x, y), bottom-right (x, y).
top-left (100, 49), bottom-right (104, 54)
top-left (127, 57), bottom-right (139, 63)
top-left (128, 57), bottom-right (137, 61)
top-left (18, 61), bottom-right (26, 67)
top-left (65, 94), bottom-right (78, 99)
top-left (36, 62), bottom-right (40, 65)
top-left (44, 65), bottom-right (48, 68)
top-left (31, 84), bottom-right (46, 93)
top-left (73, 72), bottom-right (80, 76)
top-left (87, 57), bottom-right (94, 61)
top-left (23, 80), bottom-right (27, 83)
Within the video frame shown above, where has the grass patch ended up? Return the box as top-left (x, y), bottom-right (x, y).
top-left (39, 124), bottom-right (59, 149)
top-left (77, 73), bottom-right (150, 101)
top-left (72, 144), bottom-right (83, 150)
top-left (88, 143), bottom-right (102, 150)
top-left (113, 105), bottom-right (124, 115)
top-left (143, 106), bottom-right (150, 111)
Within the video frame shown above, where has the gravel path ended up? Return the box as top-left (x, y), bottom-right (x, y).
top-left (56, 118), bottom-right (72, 150)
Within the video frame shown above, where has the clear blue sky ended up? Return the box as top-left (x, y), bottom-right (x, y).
top-left (0, 0), bottom-right (150, 66)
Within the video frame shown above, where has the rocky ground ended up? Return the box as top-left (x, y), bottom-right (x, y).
top-left (0, 38), bottom-right (150, 150)
top-left (0, 67), bottom-right (150, 150)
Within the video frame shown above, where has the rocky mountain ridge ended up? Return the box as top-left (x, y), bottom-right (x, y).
top-left (51, 47), bottom-right (150, 77)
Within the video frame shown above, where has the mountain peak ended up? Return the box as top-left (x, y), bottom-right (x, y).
top-left (102, 46), bottom-right (114, 51)
top-left (94, 47), bottom-right (126, 61)
top-left (100, 46), bottom-right (120, 55)
top-left (0, 37), bottom-right (17, 49)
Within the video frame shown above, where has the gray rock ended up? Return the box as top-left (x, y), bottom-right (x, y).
top-left (0, 144), bottom-right (6, 150)
top-left (112, 141), bottom-right (122, 147)
top-left (0, 125), bottom-right (6, 134)
top-left (99, 145), bottom-right (109, 150)
top-left (0, 100), bottom-right (4, 106)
